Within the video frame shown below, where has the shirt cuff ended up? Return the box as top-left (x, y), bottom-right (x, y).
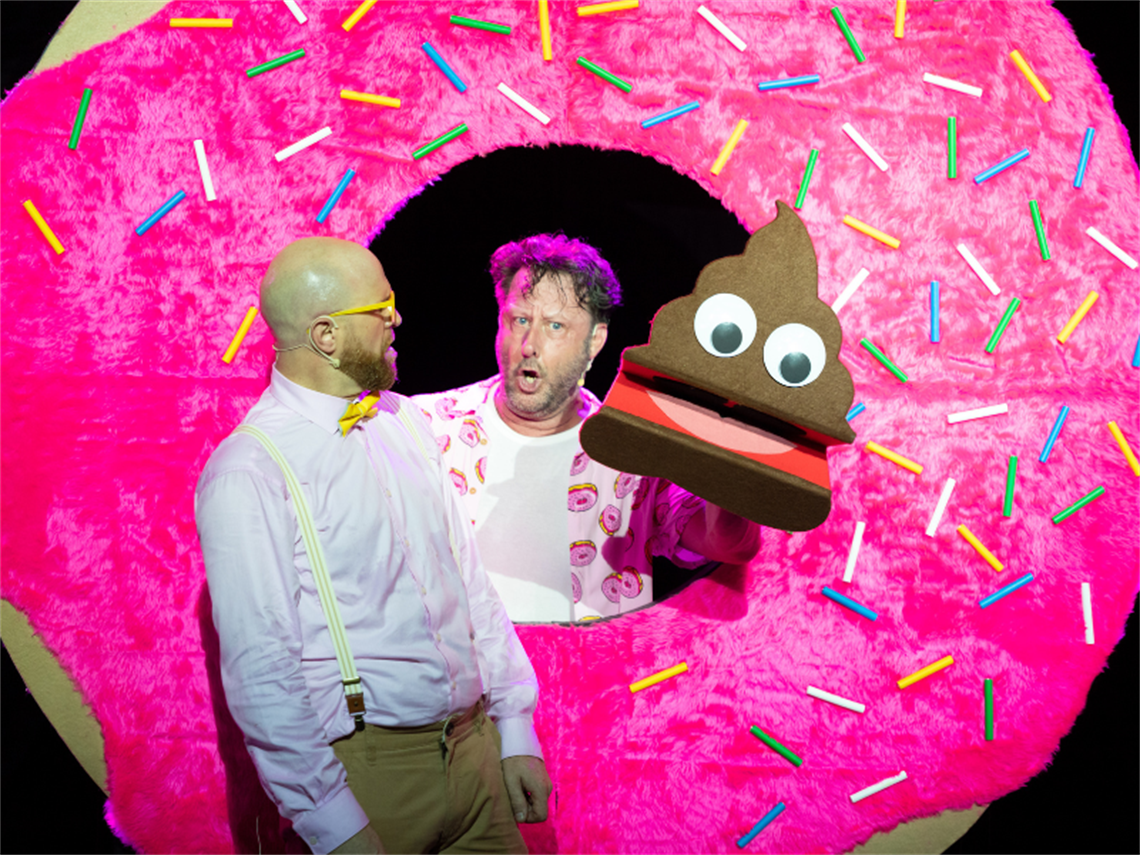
top-left (495, 715), bottom-right (544, 761)
top-left (289, 786), bottom-right (370, 855)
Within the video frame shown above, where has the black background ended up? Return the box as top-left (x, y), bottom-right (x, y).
top-left (2, 2), bottom-right (1137, 853)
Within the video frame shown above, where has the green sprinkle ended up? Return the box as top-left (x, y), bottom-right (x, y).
top-left (948, 116), bottom-right (957, 179)
top-left (246, 49), bottom-right (305, 78)
top-left (1051, 485), bottom-right (1105, 524)
top-left (1030, 199), bottom-right (1050, 261)
top-left (69, 87), bottom-right (93, 150)
top-left (985, 297), bottom-right (1022, 354)
top-left (984, 679), bottom-right (994, 741)
top-left (859, 338), bottom-right (908, 383)
top-left (794, 149), bottom-right (819, 210)
top-left (830, 7), bottom-right (866, 63)
top-left (750, 726), bottom-right (803, 767)
top-left (1003, 456), bottom-right (1017, 517)
top-left (576, 57), bottom-right (632, 93)
top-left (450, 15), bottom-right (511, 34)
top-left (412, 122), bottom-right (469, 160)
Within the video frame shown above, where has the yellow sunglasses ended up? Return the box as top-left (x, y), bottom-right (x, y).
top-left (328, 292), bottom-right (396, 318)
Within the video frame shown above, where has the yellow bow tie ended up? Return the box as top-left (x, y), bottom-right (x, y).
top-left (339, 392), bottom-right (382, 436)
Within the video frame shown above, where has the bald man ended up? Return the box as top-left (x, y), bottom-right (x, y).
top-left (196, 238), bottom-right (550, 855)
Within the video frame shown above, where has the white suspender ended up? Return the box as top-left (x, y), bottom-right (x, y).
top-left (233, 424), bottom-right (367, 730)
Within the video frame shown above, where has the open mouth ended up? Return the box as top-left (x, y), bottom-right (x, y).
top-left (598, 362), bottom-right (833, 490)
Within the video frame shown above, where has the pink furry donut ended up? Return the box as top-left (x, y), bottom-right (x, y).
top-left (2, 2), bottom-right (1137, 853)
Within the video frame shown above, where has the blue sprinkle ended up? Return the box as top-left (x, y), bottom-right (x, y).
top-left (1073, 127), bottom-right (1095, 188)
top-left (1038, 405), bottom-right (1070, 463)
top-left (757, 74), bottom-right (820, 91)
top-left (822, 586), bottom-right (878, 621)
top-left (846, 402), bottom-right (866, 421)
top-left (737, 802), bottom-right (786, 848)
top-left (979, 572), bottom-right (1035, 608)
top-left (973, 148), bottom-right (1030, 184)
top-left (931, 280), bottom-right (941, 343)
top-left (135, 190), bottom-right (187, 236)
top-left (1131, 332), bottom-right (1140, 368)
top-left (422, 42), bottom-right (467, 92)
top-left (317, 168), bottom-right (356, 224)
top-left (640, 101), bottom-right (701, 129)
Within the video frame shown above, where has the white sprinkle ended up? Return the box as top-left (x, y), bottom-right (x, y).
top-left (192, 139), bottom-right (216, 202)
top-left (947, 403), bottom-right (1009, 424)
top-left (806, 685), bottom-right (865, 714)
top-left (831, 267), bottom-right (870, 313)
top-left (1081, 582), bottom-right (1094, 644)
top-left (1086, 226), bottom-right (1138, 269)
top-left (923, 72), bottom-right (983, 97)
top-left (956, 243), bottom-right (1000, 296)
top-left (842, 122), bottom-right (889, 172)
top-left (274, 126), bottom-right (332, 162)
top-left (496, 83), bottom-right (552, 125)
top-left (850, 771), bottom-right (908, 803)
top-left (842, 521), bottom-right (866, 584)
top-left (283, 0), bottom-right (307, 24)
top-left (697, 5), bottom-right (746, 52)
top-left (924, 477), bottom-right (956, 537)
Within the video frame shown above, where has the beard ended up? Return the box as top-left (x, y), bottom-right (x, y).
top-left (499, 346), bottom-right (591, 421)
top-left (339, 337), bottom-right (397, 393)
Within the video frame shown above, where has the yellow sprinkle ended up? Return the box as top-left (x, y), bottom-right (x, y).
top-left (894, 0), bottom-right (906, 38)
top-left (898, 655), bottom-right (954, 689)
top-left (342, 0), bottom-right (378, 32)
top-left (956, 525), bottom-right (1003, 572)
top-left (865, 441), bottom-right (923, 475)
top-left (169, 18), bottom-right (233, 27)
top-left (23, 200), bottom-right (64, 255)
top-left (340, 90), bottom-right (401, 108)
top-left (1010, 49), bottom-right (1051, 103)
top-left (222, 306), bottom-right (259, 364)
top-left (629, 661), bottom-right (688, 693)
top-left (710, 119), bottom-right (749, 176)
top-left (1108, 422), bottom-right (1140, 477)
top-left (1056, 291), bottom-right (1098, 344)
top-left (843, 215), bottom-right (901, 249)
top-left (578, 0), bottom-right (639, 15)
top-left (539, 0), bottom-right (553, 61)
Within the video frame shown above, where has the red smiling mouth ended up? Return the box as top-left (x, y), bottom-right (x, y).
top-left (598, 364), bottom-right (832, 491)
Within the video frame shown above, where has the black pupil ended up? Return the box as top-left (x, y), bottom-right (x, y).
top-left (711, 322), bottom-right (742, 354)
top-left (780, 352), bottom-right (811, 383)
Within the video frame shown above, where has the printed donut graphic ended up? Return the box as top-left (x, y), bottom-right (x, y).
top-left (568, 483), bottom-right (599, 512)
top-left (475, 456), bottom-right (487, 485)
top-left (436, 433), bottom-right (450, 454)
top-left (459, 418), bottom-right (485, 447)
top-left (614, 471), bottom-right (639, 499)
top-left (570, 451), bottom-right (589, 476)
top-left (448, 468), bottom-right (467, 496)
top-left (599, 504), bottom-right (622, 536)
top-left (1, 3), bottom-right (1135, 854)
top-left (571, 572), bottom-right (582, 604)
top-left (601, 571), bottom-right (624, 604)
top-left (569, 540), bottom-right (598, 567)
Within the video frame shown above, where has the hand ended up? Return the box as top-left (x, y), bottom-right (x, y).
top-left (680, 503), bottom-right (761, 564)
top-left (501, 755), bottom-right (552, 823)
top-left (330, 824), bottom-right (385, 854)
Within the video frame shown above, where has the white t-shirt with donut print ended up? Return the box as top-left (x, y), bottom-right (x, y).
top-left (413, 377), bottom-right (707, 621)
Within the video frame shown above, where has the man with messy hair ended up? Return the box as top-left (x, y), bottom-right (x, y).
top-left (414, 234), bottom-right (759, 623)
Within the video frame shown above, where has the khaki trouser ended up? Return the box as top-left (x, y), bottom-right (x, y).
top-left (331, 701), bottom-right (527, 854)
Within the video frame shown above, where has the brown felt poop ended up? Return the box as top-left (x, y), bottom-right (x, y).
top-left (580, 201), bottom-right (855, 530)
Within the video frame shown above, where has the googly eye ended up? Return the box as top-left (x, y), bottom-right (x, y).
top-left (763, 323), bottom-right (827, 387)
top-left (693, 293), bottom-right (757, 358)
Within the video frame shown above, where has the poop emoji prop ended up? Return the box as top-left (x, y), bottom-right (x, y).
top-left (581, 201), bottom-right (854, 531)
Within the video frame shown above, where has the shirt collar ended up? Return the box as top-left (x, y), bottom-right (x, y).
top-left (269, 366), bottom-right (357, 436)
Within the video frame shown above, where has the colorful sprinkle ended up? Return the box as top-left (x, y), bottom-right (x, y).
top-left (1074, 127), bottom-right (1095, 187)
top-left (806, 685), bottom-right (866, 713)
top-left (749, 726), bottom-right (803, 766)
top-left (832, 267), bottom-right (869, 312)
top-left (68, 87), bottom-right (92, 150)
top-left (629, 661), bottom-right (688, 693)
top-left (866, 440), bottom-right (922, 474)
top-left (22, 200), bottom-right (65, 255)
top-left (984, 678), bottom-right (995, 739)
top-left (341, 0), bottom-right (378, 32)
top-left (843, 214), bottom-right (899, 248)
top-left (710, 119), bottom-right (749, 176)
top-left (275, 126), bottom-right (332, 162)
top-left (897, 655), bottom-right (953, 688)
top-left (930, 280), bottom-right (940, 342)
top-left (757, 74), bottom-right (820, 91)
top-left (830, 6), bottom-right (866, 63)
top-left (850, 771), bottom-right (907, 803)
top-left (923, 73), bottom-right (982, 97)
top-left (1085, 226), bottom-right (1137, 269)
top-left (1051, 486), bottom-right (1105, 524)
top-left (422, 42), bottom-right (467, 92)
top-left (135, 189), bottom-right (186, 236)
top-left (641, 101), bottom-right (700, 129)
top-left (956, 242), bottom-right (1000, 296)
top-left (576, 57), bottom-right (631, 92)
top-left (1081, 583), bottom-right (1094, 644)
top-left (846, 402), bottom-right (866, 421)
top-left (842, 521), bottom-right (865, 583)
top-left (985, 297), bottom-right (1021, 353)
top-left (1029, 200), bottom-right (1050, 260)
top-left (979, 573), bottom-right (1034, 608)
top-left (450, 15), bottom-right (510, 34)
top-left (222, 306), bottom-right (259, 364)
top-left (925, 477), bottom-right (956, 536)
top-left (577, 0), bottom-right (639, 15)
top-left (822, 586), bottom-right (878, 621)
top-left (859, 338), bottom-right (908, 382)
top-left (1003, 456), bottom-right (1017, 517)
top-left (340, 90), bottom-right (401, 108)
top-left (957, 524), bottom-right (1003, 572)
top-left (412, 123), bottom-right (469, 160)
top-left (842, 122), bottom-right (889, 171)
top-left (1038, 405), bottom-right (1070, 462)
top-left (1009, 49), bottom-right (1051, 102)
top-left (973, 148), bottom-right (1029, 184)
top-left (1057, 292), bottom-right (1098, 344)
top-left (246, 49), bottom-right (305, 78)
top-left (1107, 421), bottom-right (1140, 476)
top-left (497, 83), bottom-right (551, 125)
top-left (316, 168), bottom-right (356, 224)
top-left (193, 139), bottom-right (216, 202)
top-left (737, 803), bottom-right (786, 848)
top-left (697, 5), bottom-right (745, 51)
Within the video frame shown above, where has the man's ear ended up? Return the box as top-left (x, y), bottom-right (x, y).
top-left (309, 316), bottom-right (339, 355)
top-left (589, 323), bottom-right (608, 360)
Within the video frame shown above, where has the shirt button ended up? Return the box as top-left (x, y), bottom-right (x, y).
top-left (421, 586), bottom-right (427, 596)
top-left (435, 632), bottom-right (442, 642)
top-left (385, 489), bottom-right (392, 498)
top-left (404, 539), bottom-right (411, 549)
top-left (309, 837), bottom-right (318, 846)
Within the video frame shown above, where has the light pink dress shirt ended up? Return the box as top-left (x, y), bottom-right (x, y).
top-left (195, 369), bottom-right (541, 854)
